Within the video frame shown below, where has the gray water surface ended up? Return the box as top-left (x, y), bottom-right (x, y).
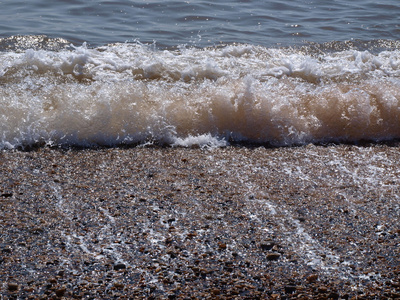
top-left (1, 0), bottom-right (399, 47)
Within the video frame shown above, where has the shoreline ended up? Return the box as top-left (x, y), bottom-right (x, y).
top-left (1, 145), bottom-right (399, 299)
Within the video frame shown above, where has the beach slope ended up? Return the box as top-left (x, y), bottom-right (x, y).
top-left (1, 145), bottom-right (399, 298)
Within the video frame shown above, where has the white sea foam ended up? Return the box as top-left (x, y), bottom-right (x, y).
top-left (0, 42), bottom-right (399, 148)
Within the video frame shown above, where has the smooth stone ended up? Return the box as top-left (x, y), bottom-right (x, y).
top-left (266, 253), bottom-right (281, 261)
top-left (114, 263), bottom-right (126, 271)
top-left (8, 283), bottom-right (19, 291)
top-left (260, 242), bottom-right (274, 251)
top-left (55, 288), bottom-right (66, 297)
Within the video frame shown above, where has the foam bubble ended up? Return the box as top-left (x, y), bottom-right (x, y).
top-left (172, 134), bottom-right (228, 148)
top-left (0, 42), bottom-right (400, 148)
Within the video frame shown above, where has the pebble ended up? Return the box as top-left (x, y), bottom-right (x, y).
top-left (114, 282), bottom-right (125, 289)
top-left (7, 283), bottom-right (19, 291)
top-left (114, 263), bottom-right (126, 271)
top-left (328, 291), bottom-right (340, 299)
top-left (307, 274), bottom-right (319, 283)
top-left (284, 285), bottom-right (297, 293)
top-left (266, 253), bottom-right (281, 261)
top-left (260, 241), bottom-right (274, 251)
top-left (318, 286), bottom-right (328, 293)
top-left (2, 246), bottom-right (12, 253)
top-left (211, 288), bottom-right (221, 295)
top-left (218, 242), bottom-right (227, 250)
top-left (55, 287), bottom-right (66, 297)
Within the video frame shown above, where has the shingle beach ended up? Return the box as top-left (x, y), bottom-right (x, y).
top-left (1, 145), bottom-right (399, 299)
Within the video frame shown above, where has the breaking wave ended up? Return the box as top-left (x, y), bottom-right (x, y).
top-left (1, 36), bottom-right (399, 148)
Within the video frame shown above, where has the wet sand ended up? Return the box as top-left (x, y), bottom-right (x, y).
top-left (1, 145), bottom-right (399, 299)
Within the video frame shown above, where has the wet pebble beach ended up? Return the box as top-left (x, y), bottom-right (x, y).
top-left (1, 145), bottom-right (399, 299)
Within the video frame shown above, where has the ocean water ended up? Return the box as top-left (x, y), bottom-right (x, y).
top-left (1, 0), bottom-right (400, 148)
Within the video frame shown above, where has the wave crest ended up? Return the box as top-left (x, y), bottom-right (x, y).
top-left (1, 40), bottom-right (400, 148)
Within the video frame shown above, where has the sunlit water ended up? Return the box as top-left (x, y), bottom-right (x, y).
top-left (1, 0), bottom-right (399, 47)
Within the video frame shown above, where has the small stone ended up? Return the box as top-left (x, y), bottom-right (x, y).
top-left (328, 292), bottom-right (340, 299)
top-left (8, 283), bottom-right (19, 291)
top-left (48, 278), bottom-right (57, 284)
top-left (271, 244), bottom-right (280, 252)
top-left (284, 285), bottom-right (296, 294)
top-left (318, 286), bottom-right (328, 293)
top-left (218, 242), bottom-right (227, 250)
top-left (266, 253), bottom-right (280, 261)
top-left (307, 274), bottom-right (318, 283)
top-left (55, 288), bottom-right (66, 297)
top-left (114, 263), bottom-right (126, 271)
top-left (167, 250), bottom-right (177, 259)
top-left (391, 292), bottom-right (400, 298)
top-left (260, 242), bottom-right (274, 251)
top-left (30, 227), bottom-right (44, 234)
top-left (187, 231), bottom-right (197, 238)
top-left (114, 282), bottom-right (124, 289)
top-left (2, 247), bottom-right (12, 253)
